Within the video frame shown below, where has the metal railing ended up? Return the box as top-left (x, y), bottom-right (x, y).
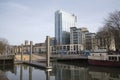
top-left (0, 54), bottom-right (14, 60)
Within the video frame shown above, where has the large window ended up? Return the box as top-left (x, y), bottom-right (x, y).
top-left (109, 56), bottom-right (117, 61)
top-left (119, 57), bottom-right (120, 61)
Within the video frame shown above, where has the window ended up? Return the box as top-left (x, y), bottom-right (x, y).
top-left (114, 57), bottom-right (117, 61)
top-left (119, 57), bottom-right (120, 61)
top-left (109, 57), bottom-right (112, 60)
top-left (111, 57), bottom-right (117, 61)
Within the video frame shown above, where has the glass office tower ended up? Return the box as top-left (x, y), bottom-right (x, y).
top-left (55, 10), bottom-right (77, 45)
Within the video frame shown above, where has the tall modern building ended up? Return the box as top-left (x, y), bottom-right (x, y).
top-left (70, 27), bottom-right (83, 44)
top-left (55, 10), bottom-right (77, 45)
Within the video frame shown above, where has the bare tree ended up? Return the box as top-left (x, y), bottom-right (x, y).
top-left (105, 11), bottom-right (120, 51)
top-left (0, 38), bottom-right (9, 55)
top-left (96, 26), bottom-right (112, 51)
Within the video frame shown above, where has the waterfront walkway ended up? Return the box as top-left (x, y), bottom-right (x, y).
top-left (23, 61), bottom-right (46, 69)
top-left (0, 54), bottom-right (14, 60)
top-left (23, 61), bottom-right (52, 69)
top-left (15, 54), bottom-right (52, 69)
top-left (14, 54), bottom-right (88, 69)
top-left (51, 54), bottom-right (88, 60)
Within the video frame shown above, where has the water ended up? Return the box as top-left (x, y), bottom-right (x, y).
top-left (0, 62), bottom-right (120, 80)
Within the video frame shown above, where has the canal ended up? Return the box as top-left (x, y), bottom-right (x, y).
top-left (0, 61), bottom-right (120, 80)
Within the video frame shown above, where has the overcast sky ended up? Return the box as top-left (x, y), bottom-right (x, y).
top-left (0, 0), bottom-right (120, 45)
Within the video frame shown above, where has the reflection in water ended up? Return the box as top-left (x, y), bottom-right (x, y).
top-left (89, 66), bottom-right (120, 80)
top-left (46, 69), bottom-right (52, 80)
top-left (29, 66), bottom-right (32, 80)
top-left (20, 65), bottom-right (22, 80)
top-left (53, 62), bottom-right (89, 80)
top-left (52, 62), bottom-right (120, 80)
top-left (0, 62), bottom-right (120, 80)
top-left (46, 70), bottom-right (50, 80)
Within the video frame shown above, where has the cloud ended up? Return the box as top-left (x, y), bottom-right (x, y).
top-left (0, 2), bottom-right (29, 12)
top-left (9, 2), bottom-right (28, 11)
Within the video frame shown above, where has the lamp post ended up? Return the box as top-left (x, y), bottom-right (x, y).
top-left (46, 36), bottom-right (52, 69)
top-left (46, 36), bottom-right (50, 67)
top-left (21, 44), bottom-right (23, 62)
top-left (30, 41), bottom-right (33, 63)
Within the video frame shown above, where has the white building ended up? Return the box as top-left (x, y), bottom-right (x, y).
top-left (51, 44), bottom-right (84, 54)
top-left (33, 43), bottom-right (46, 54)
top-left (55, 10), bottom-right (77, 45)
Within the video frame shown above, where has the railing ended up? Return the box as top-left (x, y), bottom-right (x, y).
top-left (0, 54), bottom-right (14, 60)
top-left (108, 51), bottom-right (120, 55)
top-left (51, 54), bottom-right (88, 59)
top-left (51, 51), bottom-right (88, 55)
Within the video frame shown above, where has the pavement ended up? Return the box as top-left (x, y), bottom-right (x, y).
top-left (15, 54), bottom-right (46, 61)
